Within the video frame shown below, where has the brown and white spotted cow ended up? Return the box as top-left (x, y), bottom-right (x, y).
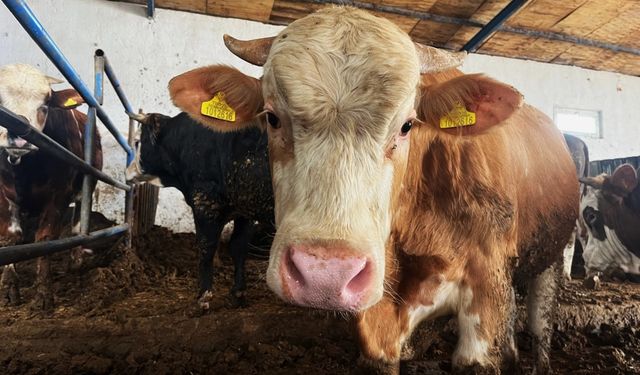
top-left (168, 8), bottom-right (578, 373)
top-left (0, 64), bottom-right (102, 310)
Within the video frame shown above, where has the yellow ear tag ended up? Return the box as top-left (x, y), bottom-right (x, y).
top-left (439, 102), bottom-right (476, 129)
top-left (200, 92), bottom-right (236, 122)
top-left (63, 98), bottom-right (78, 107)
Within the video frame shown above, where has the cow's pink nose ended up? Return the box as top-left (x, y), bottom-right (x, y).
top-left (281, 245), bottom-right (373, 311)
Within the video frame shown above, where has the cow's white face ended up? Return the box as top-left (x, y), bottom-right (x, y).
top-left (167, 7), bottom-right (475, 313)
top-left (580, 167), bottom-right (640, 276)
top-left (0, 64), bottom-right (63, 147)
top-left (259, 8), bottom-right (420, 311)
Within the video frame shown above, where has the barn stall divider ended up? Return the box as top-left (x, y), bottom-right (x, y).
top-left (0, 0), bottom-right (158, 266)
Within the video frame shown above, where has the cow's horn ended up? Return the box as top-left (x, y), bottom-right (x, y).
top-left (415, 43), bottom-right (467, 74)
top-left (223, 34), bottom-right (275, 66)
top-left (128, 112), bottom-right (148, 123)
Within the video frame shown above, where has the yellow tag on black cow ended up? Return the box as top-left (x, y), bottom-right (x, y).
top-left (63, 98), bottom-right (78, 107)
top-left (439, 102), bottom-right (476, 129)
top-left (200, 92), bottom-right (236, 122)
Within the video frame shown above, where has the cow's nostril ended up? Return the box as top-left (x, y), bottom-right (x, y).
top-left (345, 260), bottom-right (371, 295)
top-left (285, 248), bottom-right (306, 287)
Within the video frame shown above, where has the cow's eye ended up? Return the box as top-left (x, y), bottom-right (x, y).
top-left (266, 112), bottom-right (280, 129)
top-left (400, 120), bottom-right (413, 135)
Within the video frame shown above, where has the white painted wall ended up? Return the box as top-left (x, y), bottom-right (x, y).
top-left (1, 0), bottom-right (638, 233)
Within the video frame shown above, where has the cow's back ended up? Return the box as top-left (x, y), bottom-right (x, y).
top-left (149, 113), bottom-right (273, 222)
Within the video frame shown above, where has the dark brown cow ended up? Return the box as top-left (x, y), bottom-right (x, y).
top-left (0, 64), bottom-right (102, 310)
top-left (168, 8), bottom-right (577, 373)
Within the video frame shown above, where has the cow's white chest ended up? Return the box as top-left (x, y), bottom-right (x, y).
top-left (406, 280), bottom-right (460, 332)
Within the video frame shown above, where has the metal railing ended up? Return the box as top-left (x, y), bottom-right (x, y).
top-left (0, 0), bottom-right (138, 265)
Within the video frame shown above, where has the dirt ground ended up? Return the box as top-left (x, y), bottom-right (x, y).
top-left (1, 224), bottom-right (639, 374)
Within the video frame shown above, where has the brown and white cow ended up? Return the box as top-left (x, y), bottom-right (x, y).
top-left (579, 164), bottom-right (640, 280)
top-left (169, 7), bottom-right (578, 373)
top-left (0, 64), bottom-right (102, 310)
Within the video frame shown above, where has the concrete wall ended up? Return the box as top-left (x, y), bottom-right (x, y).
top-left (2, 0), bottom-right (638, 233)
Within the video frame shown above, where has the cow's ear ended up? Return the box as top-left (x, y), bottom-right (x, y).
top-left (49, 89), bottom-right (84, 109)
top-left (169, 65), bottom-right (263, 132)
top-left (610, 164), bottom-right (638, 195)
top-left (418, 74), bottom-right (523, 136)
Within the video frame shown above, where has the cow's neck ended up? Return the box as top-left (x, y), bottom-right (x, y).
top-left (392, 129), bottom-right (514, 261)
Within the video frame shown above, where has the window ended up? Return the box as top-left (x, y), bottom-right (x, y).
top-left (554, 107), bottom-right (602, 138)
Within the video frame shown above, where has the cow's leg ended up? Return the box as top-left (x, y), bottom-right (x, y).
top-left (501, 288), bottom-right (519, 374)
top-left (194, 216), bottom-right (224, 310)
top-left (526, 263), bottom-right (560, 375)
top-left (69, 201), bottom-right (85, 270)
top-left (1, 264), bottom-right (21, 306)
top-left (356, 296), bottom-right (406, 374)
top-left (31, 203), bottom-right (65, 311)
top-left (452, 282), bottom-right (509, 374)
top-left (562, 228), bottom-right (577, 281)
top-left (228, 217), bottom-right (252, 307)
top-left (1, 201), bottom-right (22, 306)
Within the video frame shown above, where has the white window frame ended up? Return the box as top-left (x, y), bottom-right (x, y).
top-left (553, 106), bottom-right (603, 139)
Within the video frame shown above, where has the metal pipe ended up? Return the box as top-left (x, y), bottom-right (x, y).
top-left (299, 0), bottom-right (482, 28)
top-left (0, 106), bottom-right (131, 191)
top-left (499, 26), bottom-right (640, 56)
top-left (0, 224), bottom-right (129, 266)
top-left (80, 52), bottom-right (104, 235)
top-left (147, 0), bottom-right (154, 18)
top-left (124, 109), bottom-right (138, 247)
top-left (80, 108), bottom-right (97, 235)
top-left (96, 49), bottom-right (135, 115)
top-left (462, 0), bottom-right (528, 53)
top-left (2, 0), bottom-right (135, 165)
top-left (298, 0), bottom-right (640, 56)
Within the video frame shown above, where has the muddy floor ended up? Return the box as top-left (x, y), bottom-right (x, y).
top-left (0, 224), bottom-right (639, 374)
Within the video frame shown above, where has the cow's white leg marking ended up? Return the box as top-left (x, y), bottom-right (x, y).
top-left (7, 200), bottom-right (22, 236)
top-left (527, 264), bottom-right (559, 374)
top-left (452, 288), bottom-right (490, 367)
top-left (406, 279), bottom-right (459, 333)
top-left (562, 227), bottom-right (577, 280)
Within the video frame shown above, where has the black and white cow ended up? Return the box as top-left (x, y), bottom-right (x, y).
top-left (580, 164), bottom-right (640, 281)
top-left (126, 111), bottom-right (274, 309)
top-left (562, 133), bottom-right (589, 279)
top-left (0, 64), bottom-right (102, 310)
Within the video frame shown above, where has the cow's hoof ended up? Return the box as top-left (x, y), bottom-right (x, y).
top-left (357, 355), bottom-right (400, 375)
top-left (452, 363), bottom-right (499, 375)
top-left (401, 361), bottom-right (446, 375)
top-left (1, 285), bottom-right (21, 307)
top-left (583, 274), bottom-right (601, 290)
top-left (198, 290), bottom-right (214, 311)
top-left (30, 291), bottom-right (54, 313)
top-left (230, 290), bottom-right (247, 308)
top-left (1, 266), bottom-right (21, 306)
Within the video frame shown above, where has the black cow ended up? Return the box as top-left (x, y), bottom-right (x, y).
top-left (0, 65), bottom-right (102, 310)
top-left (127, 112), bottom-right (274, 308)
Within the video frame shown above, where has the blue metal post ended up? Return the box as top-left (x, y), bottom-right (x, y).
top-left (0, 224), bottom-right (129, 266)
top-left (79, 52), bottom-right (104, 235)
top-left (461, 0), bottom-right (528, 53)
top-left (96, 50), bottom-right (134, 115)
top-left (147, 0), bottom-right (154, 18)
top-left (0, 106), bottom-right (130, 190)
top-left (2, 0), bottom-right (135, 165)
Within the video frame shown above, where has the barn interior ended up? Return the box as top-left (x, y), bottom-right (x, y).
top-left (0, 0), bottom-right (639, 374)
